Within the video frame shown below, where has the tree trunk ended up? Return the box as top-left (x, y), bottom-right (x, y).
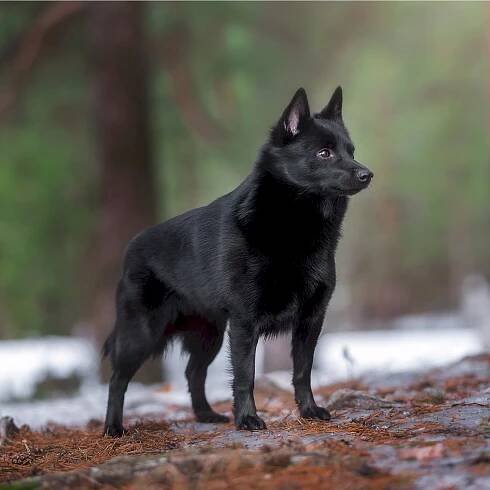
top-left (87, 2), bottom-right (161, 382)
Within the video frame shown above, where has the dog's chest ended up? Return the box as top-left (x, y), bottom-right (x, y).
top-left (232, 182), bottom-right (345, 320)
top-left (255, 247), bottom-right (333, 318)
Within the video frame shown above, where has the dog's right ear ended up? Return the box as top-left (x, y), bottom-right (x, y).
top-left (318, 86), bottom-right (343, 122)
top-left (270, 88), bottom-right (310, 146)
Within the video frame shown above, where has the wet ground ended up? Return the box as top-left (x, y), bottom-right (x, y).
top-left (1, 353), bottom-right (489, 489)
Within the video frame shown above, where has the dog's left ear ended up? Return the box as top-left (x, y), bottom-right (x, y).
top-left (271, 88), bottom-right (310, 145)
top-left (318, 86), bottom-right (343, 122)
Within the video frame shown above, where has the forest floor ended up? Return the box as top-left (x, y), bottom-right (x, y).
top-left (0, 353), bottom-right (489, 489)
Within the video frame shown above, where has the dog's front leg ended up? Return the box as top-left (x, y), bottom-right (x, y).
top-left (292, 318), bottom-right (331, 421)
top-left (229, 320), bottom-right (266, 430)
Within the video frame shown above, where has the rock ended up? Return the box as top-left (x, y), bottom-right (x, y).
top-left (0, 416), bottom-right (19, 445)
top-left (400, 443), bottom-right (445, 461)
top-left (418, 387), bottom-right (446, 404)
top-left (325, 389), bottom-right (396, 410)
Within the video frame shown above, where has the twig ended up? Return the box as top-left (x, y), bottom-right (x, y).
top-left (0, 1), bottom-right (85, 117)
top-left (159, 24), bottom-right (226, 144)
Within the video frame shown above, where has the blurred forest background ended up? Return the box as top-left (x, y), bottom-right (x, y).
top-left (0, 1), bottom-right (488, 349)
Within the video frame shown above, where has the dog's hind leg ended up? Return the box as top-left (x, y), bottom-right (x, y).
top-left (104, 317), bottom-right (154, 436)
top-left (181, 318), bottom-right (229, 423)
top-left (104, 277), bottom-right (161, 437)
top-left (105, 357), bottom-right (147, 437)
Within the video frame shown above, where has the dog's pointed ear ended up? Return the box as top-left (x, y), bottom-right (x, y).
top-left (271, 88), bottom-right (310, 145)
top-left (318, 86), bottom-right (343, 121)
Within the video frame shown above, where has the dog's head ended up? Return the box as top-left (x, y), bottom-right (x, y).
top-left (265, 87), bottom-right (373, 196)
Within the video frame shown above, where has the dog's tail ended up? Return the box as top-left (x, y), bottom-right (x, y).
top-left (101, 330), bottom-right (116, 359)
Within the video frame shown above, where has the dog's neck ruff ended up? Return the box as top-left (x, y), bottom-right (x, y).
top-left (234, 166), bottom-right (347, 254)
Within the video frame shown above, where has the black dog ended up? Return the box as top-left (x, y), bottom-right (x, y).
top-left (103, 86), bottom-right (372, 435)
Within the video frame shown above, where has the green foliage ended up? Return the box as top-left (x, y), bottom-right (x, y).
top-left (0, 2), bottom-right (488, 335)
top-left (0, 25), bottom-right (93, 335)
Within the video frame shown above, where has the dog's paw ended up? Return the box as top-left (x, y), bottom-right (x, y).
top-left (235, 414), bottom-right (267, 431)
top-left (104, 424), bottom-right (125, 437)
top-left (196, 411), bottom-right (230, 423)
top-left (299, 405), bottom-right (331, 421)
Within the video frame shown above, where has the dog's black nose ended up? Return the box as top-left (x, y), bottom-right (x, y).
top-left (356, 169), bottom-right (373, 183)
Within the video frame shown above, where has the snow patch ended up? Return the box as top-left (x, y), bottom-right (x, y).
top-left (0, 326), bottom-right (485, 429)
top-left (316, 327), bottom-right (483, 379)
top-left (0, 336), bottom-right (98, 402)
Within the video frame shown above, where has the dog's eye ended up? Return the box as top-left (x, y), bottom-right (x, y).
top-left (317, 148), bottom-right (333, 159)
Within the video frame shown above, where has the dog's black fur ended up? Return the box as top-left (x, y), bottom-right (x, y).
top-left (103, 87), bottom-right (373, 435)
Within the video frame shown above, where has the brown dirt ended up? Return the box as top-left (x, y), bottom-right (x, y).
top-left (0, 421), bottom-right (182, 482)
top-left (0, 353), bottom-right (488, 489)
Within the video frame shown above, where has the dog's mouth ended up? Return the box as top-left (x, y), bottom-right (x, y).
top-left (331, 185), bottom-right (365, 196)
